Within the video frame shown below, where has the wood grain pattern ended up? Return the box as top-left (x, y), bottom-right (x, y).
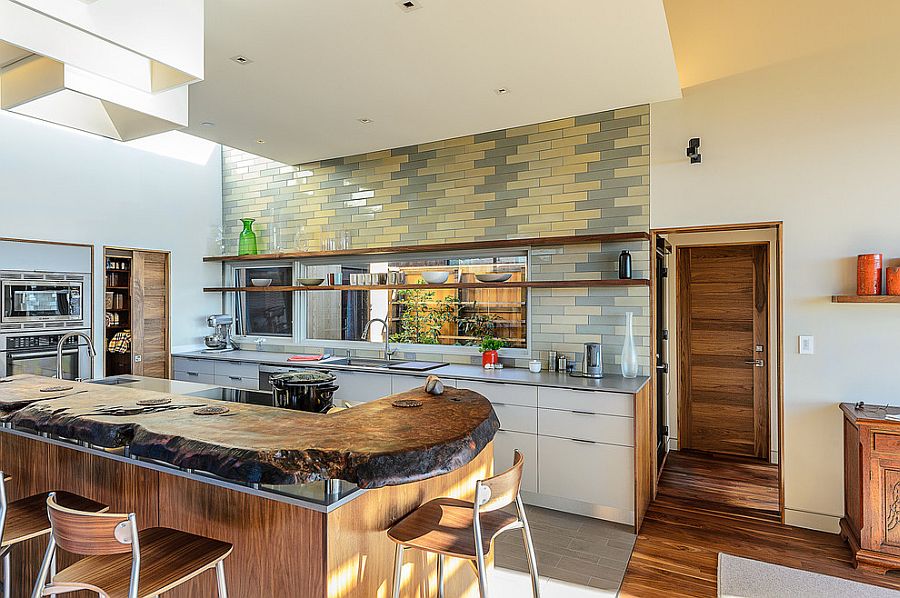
top-left (633, 382), bottom-right (654, 532)
top-left (203, 232), bottom-right (651, 262)
top-left (619, 451), bottom-right (899, 597)
top-left (676, 245), bottom-right (769, 459)
top-left (832, 295), bottom-right (900, 303)
top-left (132, 251), bottom-right (170, 379)
top-left (3, 375), bottom-right (499, 488)
top-left (329, 445), bottom-right (493, 598)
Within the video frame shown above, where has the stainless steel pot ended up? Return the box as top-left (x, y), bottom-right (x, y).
top-left (270, 370), bottom-right (338, 413)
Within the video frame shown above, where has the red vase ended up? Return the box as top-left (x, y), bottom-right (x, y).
top-left (481, 350), bottom-right (499, 368)
top-left (887, 267), bottom-right (900, 296)
top-left (857, 254), bottom-right (883, 295)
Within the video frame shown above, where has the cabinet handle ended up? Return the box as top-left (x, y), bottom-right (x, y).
top-left (186, 372), bottom-right (199, 377)
top-left (228, 376), bottom-right (242, 381)
top-left (570, 438), bottom-right (597, 445)
top-left (571, 410), bottom-right (595, 416)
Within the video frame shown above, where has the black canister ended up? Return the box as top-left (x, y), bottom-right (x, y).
top-left (618, 250), bottom-right (632, 279)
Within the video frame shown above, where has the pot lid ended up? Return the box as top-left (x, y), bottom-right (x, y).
top-left (270, 370), bottom-right (336, 385)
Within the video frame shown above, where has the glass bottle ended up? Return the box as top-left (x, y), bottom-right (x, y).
top-left (621, 311), bottom-right (639, 378)
top-left (238, 218), bottom-right (258, 256)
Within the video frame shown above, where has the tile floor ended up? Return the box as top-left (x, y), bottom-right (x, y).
top-left (492, 505), bottom-right (636, 597)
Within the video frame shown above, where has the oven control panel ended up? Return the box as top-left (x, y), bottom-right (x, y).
top-left (6, 334), bottom-right (79, 351)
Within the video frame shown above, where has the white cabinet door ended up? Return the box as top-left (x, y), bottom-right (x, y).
top-left (173, 370), bottom-right (214, 385)
top-left (213, 360), bottom-right (259, 380)
top-left (539, 409), bottom-right (633, 446)
top-left (390, 375), bottom-right (456, 394)
top-left (330, 370), bottom-right (392, 404)
top-left (494, 430), bottom-right (538, 493)
top-left (173, 357), bottom-right (215, 376)
top-left (537, 386), bottom-right (633, 417)
top-left (538, 436), bottom-right (633, 511)
top-left (493, 403), bottom-right (537, 434)
top-left (457, 380), bottom-right (537, 407)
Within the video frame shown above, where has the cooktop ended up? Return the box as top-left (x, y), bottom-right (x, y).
top-left (184, 386), bottom-right (274, 407)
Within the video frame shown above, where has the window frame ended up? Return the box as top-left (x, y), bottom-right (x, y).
top-left (228, 260), bottom-right (299, 342)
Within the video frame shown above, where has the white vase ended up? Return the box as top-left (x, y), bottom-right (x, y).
top-left (621, 311), bottom-right (639, 378)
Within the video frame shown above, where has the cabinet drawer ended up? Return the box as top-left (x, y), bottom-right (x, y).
top-left (173, 357), bottom-right (214, 375)
top-left (494, 430), bottom-right (538, 493)
top-left (214, 374), bottom-right (259, 390)
top-left (173, 371), bottom-right (215, 385)
top-left (330, 370), bottom-right (392, 404)
top-left (539, 409), bottom-right (633, 446)
top-left (494, 403), bottom-right (537, 434)
top-left (214, 360), bottom-right (259, 379)
top-left (538, 436), bottom-right (633, 510)
top-left (538, 386), bottom-right (633, 417)
top-left (391, 375), bottom-right (456, 394)
top-left (457, 380), bottom-right (537, 407)
top-left (874, 433), bottom-right (900, 455)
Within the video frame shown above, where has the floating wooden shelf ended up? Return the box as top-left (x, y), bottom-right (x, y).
top-left (832, 295), bottom-right (900, 303)
top-left (202, 232), bottom-right (651, 263)
top-left (204, 279), bottom-right (650, 293)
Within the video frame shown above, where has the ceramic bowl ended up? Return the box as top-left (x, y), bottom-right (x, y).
top-left (297, 278), bottom-right (325, 286)
top-left (250, 278), bottom-right (272, 287)
top-left (422, 271), bottom-right (450, 284)
top-left (475, 273), bottom-right (512, 283)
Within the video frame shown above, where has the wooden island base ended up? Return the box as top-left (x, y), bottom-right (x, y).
top-left (0, 431), bottom-right (492, 597)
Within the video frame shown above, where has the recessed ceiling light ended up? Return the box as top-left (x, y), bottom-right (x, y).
top-left (256, 139), bottom-right (265, 144)
top-left (200, 121), bottom-right (215, 127)
top-left (230, 55), bottom-right (253, 65)
top-left (358, 118), bottom-right (374, 124)
top-left (397, 0), bottom-right (422, 12)
top-left (495, 88), bottom-right (510, 95)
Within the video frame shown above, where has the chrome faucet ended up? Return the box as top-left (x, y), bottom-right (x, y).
top-left (361, 318), bottom-right (396, 361)
top-left (56, 331), bottom-right (96, 381)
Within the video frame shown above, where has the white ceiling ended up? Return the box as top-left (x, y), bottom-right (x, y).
top-left (186, 0), bottom-right (681, 165)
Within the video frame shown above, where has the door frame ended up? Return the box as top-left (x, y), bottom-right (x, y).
top-left (102, 246), bottom-right (172, 378)
top-left (650, 221), bottom-right (784, 521)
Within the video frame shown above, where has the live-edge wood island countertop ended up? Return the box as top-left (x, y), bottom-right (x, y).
top-left (0, 374), bottom-right (499, 488)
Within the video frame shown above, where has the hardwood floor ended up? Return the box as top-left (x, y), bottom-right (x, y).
top-left (620, 450), bottom-right (900, 597)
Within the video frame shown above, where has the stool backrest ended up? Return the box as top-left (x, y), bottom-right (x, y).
top-left (46, 492), bottom-right (134, 555)
top-left (475, 450), bottom-right (524, 513)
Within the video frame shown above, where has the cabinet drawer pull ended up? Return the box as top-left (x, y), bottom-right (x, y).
top-left (571, 410), bottom-right (595, 416)
top-left (228, 376), bottom-right (242, 381)
top-left (186, 372), bottom-right (199, 377)
top-left (570, 437), bottom-right (597, 444)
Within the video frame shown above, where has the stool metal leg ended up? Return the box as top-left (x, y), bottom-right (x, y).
top-left (391, 544), bottom-right (406, 598)
top-left (49, 551), bottom-right (57, 598)
top-left (437, 553), bottom-right (445, 598)
top-left (215, 560), bottom-right (228, 598)
top-left (516, 494), bottom-right (541, 597)
top-left (2, 548), bottom-right (9, 598)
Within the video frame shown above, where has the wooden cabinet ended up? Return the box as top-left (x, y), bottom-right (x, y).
top-left (841, 403), bottom-right (900, 573)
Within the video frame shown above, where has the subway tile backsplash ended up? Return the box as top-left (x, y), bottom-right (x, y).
top-left (222, 105), bottom-right (650, 375)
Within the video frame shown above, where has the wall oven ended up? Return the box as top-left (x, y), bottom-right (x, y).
top-left (0, 330), bottom-right (92, 381)
top-left (1, 278), bottom-right (83, 325)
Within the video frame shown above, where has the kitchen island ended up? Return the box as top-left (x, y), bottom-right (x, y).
top-left (0, 374), bottom-right (498, 597)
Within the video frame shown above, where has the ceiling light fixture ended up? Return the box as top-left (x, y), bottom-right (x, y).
top-left (357, 118), bottom-right (374, 124)
top-left (396, 0), bottom-right (422, 12)
top-left (230, 55), bottom-right (253, 65)
top-left (494, 88), bottom-right (510, 95)
top-left (200, 121), bottom-right (215, 127)
top-left (256, 139), bottom-right (265, 144)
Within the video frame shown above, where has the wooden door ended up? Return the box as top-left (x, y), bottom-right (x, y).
top-left (132, 251), bottom-right (170, 378)
top-left (677, 244), bottom-right (769, 459)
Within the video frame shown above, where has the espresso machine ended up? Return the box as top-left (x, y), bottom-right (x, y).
top-left (203, 314), bottom-right (236, 352)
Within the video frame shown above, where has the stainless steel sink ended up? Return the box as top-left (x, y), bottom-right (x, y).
top-left (329, 357), bottom-right (393, 368)
top-left (329, 358), bottom-right (447, 371)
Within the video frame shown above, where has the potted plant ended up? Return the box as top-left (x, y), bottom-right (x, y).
top-left (479, 336), bottom-right (506, 369)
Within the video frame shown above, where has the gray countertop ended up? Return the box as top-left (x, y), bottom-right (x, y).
top-left (172, 349), bottom-right (649, 394)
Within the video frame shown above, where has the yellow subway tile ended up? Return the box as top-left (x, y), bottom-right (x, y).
top-left (508, 206), bottom-right (540, 216)
top-left (443, 160), bottom-right (476, 173)
top-left (628, 125), bottom-right (650, 136)
top-left (539, 202), bottom-right (576, 214)
top-left (528, 213), bottom-right (561, 224)
top-left (628, 185), bottom-right (650, 196)
top-left (507, 123), bottom-right (541, 136)
top-left (552, 164), bottom-right (589, 177)
top-left (373, 163), bottom-right (401, 175)
top-left (527, 130), bottom-right (564, 143)
top-left (464, 167), bottom-right (496, 178)
top-left (445, 185), bottom-right (475, 197)
top-left (526, 157), bottom-right (565, 170)
top-left (516, 140), bottom-right (553, 154)
top-left (540, 146), bottom-right (576, 160)
top-left (614, 135), bottom-right (649, 149)
top-left (417, 166), bottom-right (446, 176)
top-left (563, 181), bottom-right (600, 193)
top-left (614, 166), bottom-right (649, 177)
top-left (529, 184), bottom-right (564, 197)
top-left (551, 135), bottom-right (586, 149)
top-left (563, 123), bottom-right (601, 137)
top-left (551, 192), bottom-right (587, 203)
top-left (562, 152), bottom-right (602, 165)
top-left (614, 105), bottom-right (649, 118)
top-left (627, 155), bottom-right (650, 167)
top-left (538, 117), bottom-right (575, 132)
top-left (517, 167), bottom-right (553, 181)
top-left (507, 151), bottom-right (542, 164)
top-left (508, 179), bottom-right (540, 190)
top-left (540, 174), bottom-right (576, 186)
top-left (551, 219), bottom-right (587, 232)
top-left (568, 209), bottom-right (599, 220)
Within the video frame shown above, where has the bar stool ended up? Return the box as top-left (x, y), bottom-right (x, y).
top-left (387, 451), bottom-right (540, 598)
top-left (32, 492), bottom-right (233, 598)
top-left (0, 472), bottom-right (108, 598)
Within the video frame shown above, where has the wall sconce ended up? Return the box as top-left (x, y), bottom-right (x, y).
top-left (686, 137), bottom-right (701, 164)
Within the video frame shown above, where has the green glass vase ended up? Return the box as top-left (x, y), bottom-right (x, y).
top-left (238, 218), bottom-right (258, 255)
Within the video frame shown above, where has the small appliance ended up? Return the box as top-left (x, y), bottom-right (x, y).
top-left (1, 274), bottom-right (84, 327)
top-left (203, 314), bottom-right (236, 352)
top-left (580, 342), bottom-right (603, 378)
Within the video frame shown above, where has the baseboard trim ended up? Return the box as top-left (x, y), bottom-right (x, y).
top-left (784, 508), bottom-right (841, 533)
top-left (520, 491), bottom-right (634, 526)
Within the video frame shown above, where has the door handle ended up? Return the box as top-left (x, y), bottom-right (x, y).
top-left (744, 359), bottom-right (765, 367)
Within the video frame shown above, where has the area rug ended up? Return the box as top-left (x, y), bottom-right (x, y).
top-left (717, 553), bottom-right (900, 597)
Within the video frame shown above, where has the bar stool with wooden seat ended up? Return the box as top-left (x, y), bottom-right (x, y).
top-left (31, 492), bottom-right (233, 598)
top-left (0, 472), bottom-right (108, 598)
top-left (387, 451), bottom-right (540, 598)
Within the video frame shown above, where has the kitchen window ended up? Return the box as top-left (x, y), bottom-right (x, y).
top-left (233, 265), bottom-right (293, 338)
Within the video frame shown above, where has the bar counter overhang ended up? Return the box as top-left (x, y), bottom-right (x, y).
top-left (0, 374), bottom-right (499, 597)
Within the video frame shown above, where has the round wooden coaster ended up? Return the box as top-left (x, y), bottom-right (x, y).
top-left (392, 399), bottom-right (423, 408)
top-left (137, 397), bottom-right (172, 406)
top-left (40, 386), bottom-right (73, 393)
top-left (193, 405), bottom-right (229, 416)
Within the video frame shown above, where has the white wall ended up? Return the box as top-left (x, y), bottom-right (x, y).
top-left (651, 34), bottom-right (900, 532)
top-left (0, 110), bottom-right (223, 374)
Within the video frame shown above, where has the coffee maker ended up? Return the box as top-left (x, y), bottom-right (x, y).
top-left (580, 342), bottom-right (603, 378)
top-left (204, 314), bottom-right (236, 352)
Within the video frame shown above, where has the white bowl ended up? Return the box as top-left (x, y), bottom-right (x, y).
top-left (297, 278), bottom-right (325, 286)
top-left (476, 273), bottom-right (512, 283)
top-left (422, 271), bottom-right (450, 284)
top-left (250, 278), bottom-right (272, 287)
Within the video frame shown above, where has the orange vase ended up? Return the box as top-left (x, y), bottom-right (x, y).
top-left (887, 267), bottom-right (900, 296)
top-left (857, 253), bottom-right (883, 295)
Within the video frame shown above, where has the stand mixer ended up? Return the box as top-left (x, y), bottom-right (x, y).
top-left (204, 314), bottom-right (236, 352)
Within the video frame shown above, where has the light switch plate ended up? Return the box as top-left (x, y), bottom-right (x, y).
top-left (799, 335), bottom-right (814, 355)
